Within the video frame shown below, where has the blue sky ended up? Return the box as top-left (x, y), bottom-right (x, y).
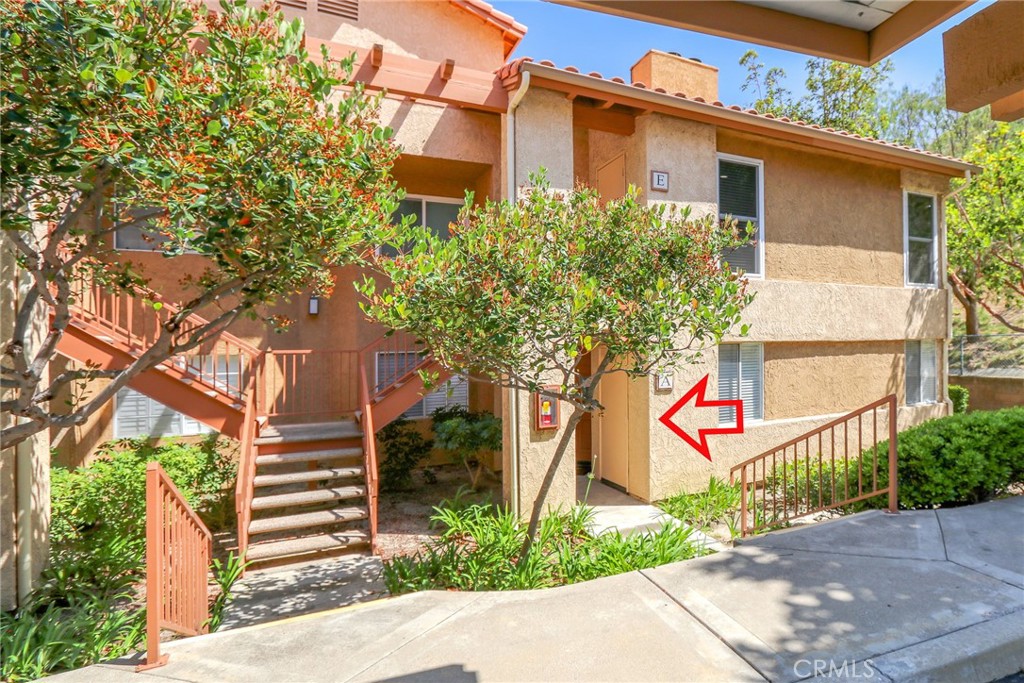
top-left (491, 0), bottom-right (995, 105)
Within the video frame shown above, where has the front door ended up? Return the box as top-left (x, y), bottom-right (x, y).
top-left (598, 363), bottom-right (630, 490)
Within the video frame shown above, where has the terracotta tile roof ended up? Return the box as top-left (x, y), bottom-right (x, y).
top-left (498, 57), bottom-right (975, 173)
top-left (450, 0), bottom-right (526, 57)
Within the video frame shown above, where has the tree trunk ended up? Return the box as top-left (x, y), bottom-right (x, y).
top-left (964, 298), bottom-right (980, 336)
top-left (517, 406), bottom-right (585, 563)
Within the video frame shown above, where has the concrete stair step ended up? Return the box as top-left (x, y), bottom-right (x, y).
top-left (245, 530), bottom-right (370, 562)
top-left (250, 485), bottom-right (367, 511)
top-left (255, 448), bottom-right (363, 467)
top-left (253, 466), bottom-right (365, 488)
top-left (248, 507), bottom-right (368, 535)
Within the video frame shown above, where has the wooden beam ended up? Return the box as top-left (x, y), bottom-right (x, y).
top-left (550, 0), bottom-right (871, 65)
top-left (943, 1), bottom-right (1024, 113)
top-left (869, 1), bottom-right (974, 62)
top-left (440, 58), bottom-right (455, 82)
top-left (992, 89), bottom-right (1024, 122)
top-left (370, 43), bottom-right (383, 69)
top-left (572, 101), bottom-right (635, 136)
top-left (308, 38), bottom-right (508, 113)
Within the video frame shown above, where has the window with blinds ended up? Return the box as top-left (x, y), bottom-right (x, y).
top-left (905, 340), bottom-right (938, 404)
top-left (905, 193), bottom-right (937, 286)
top-left (718, 343), bottom-right (763, 424)
top-left (114, 388), bottom-right (211, 438)
top-left (718, 156), bottom-right (762, 276)
top-left (379, 197), bottom-right (461, 257)
top-left (376, 352), bottom-right (468, 419)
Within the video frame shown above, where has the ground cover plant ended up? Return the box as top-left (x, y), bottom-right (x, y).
top-left (657, 475), bottom-right (743, 539)
top-left (382, 491), bottom-right (708, 594)
top-left (378, 417), bottom-right (434, 492)
top-left (1, 437), bottom-right (241, 681)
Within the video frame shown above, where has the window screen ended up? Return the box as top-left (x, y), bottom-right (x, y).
top-left (719, 158), bottom-right (761, 275)
top-left (906, 194), bottom-right (936, 286)
top-left (718, 343), bottom-right (763, 423)
top-left (379, 197), bottom-right (460, 257)
top-left (114, 388), bottom-right (212, 438)
top-left (906, 340), bottom-right (938, 404)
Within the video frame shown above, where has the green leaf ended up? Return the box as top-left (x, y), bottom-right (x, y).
top-left (206, 120), bottom-right (222, 136)
top-left (114, 68), bottom-right (132, 84)
top-left (80, 69), bottom-right (95, 82)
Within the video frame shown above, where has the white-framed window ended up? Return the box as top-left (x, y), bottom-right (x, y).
top-left (906, 340), bottom-right (938, 405)
top-left (904, 192), bottom-right (938, 287)
top-left (375, 351), bottom-right (468, 419)
top-left (718, 153), bottom-right (764, 277)
top-left (379, 195), bottom-right (462, 257)
top-left (114, 387), bottom-right (212, 438)
top-left (718, 343), bottom-right (764, 424)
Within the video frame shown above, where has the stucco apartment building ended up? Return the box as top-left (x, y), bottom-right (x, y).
top-left (5, 0), bottom-right (975, 592)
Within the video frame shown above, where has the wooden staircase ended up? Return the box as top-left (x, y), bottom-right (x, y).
top-left (56, 276), bottom-right (449, 571)
top-left (243, 419), bottom-right (372, 566)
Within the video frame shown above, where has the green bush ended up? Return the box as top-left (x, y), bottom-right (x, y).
top-left (432, 406), bottom-right (502, 489)
top-left (382, 501), bottom-right (706, 594)
top-left (378, 418), bottom-right (433, 492)
top-left (658, 475), bottom-right (742, 535)
top-left (948, 384), bottom-right (970, 413)
top-left (853, 407), bottom-right (1024, 509)
top-left (50, 436), bottom-right (236, 554)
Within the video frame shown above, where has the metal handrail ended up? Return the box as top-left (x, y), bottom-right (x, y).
top-left (138, 462), bottom-right (213, 671)
top-left (730, 395), bottom-right (898, 537)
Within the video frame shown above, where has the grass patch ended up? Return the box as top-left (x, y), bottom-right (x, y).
top-left (383, 491), bottom-right (708, 594)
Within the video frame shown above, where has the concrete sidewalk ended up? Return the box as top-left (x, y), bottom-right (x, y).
top-left (54, 497), bottom-right (1024, 683)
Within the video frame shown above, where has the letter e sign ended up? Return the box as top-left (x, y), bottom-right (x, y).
top-left (651, 171), bottom-right (669, 192)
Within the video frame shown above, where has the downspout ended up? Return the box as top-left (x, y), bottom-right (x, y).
top-left (942, 170), bottom-right (974, 413)
top-left (505, 71), bottom-right (530, 517)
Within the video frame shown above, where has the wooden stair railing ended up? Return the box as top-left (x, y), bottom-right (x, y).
top-left (234, 370), bottom-right (261, 564)
top-left (138, 462), bottom-right (213, 671)
top-left (729, 395), bottom-right (898, 537)
top-left (67, 276), bottom-right (262, 409)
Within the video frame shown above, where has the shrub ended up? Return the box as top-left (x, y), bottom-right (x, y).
top-left (382, 501), bottom-right (705, 594)
top-left (852, 407), bottom-right (1024, 509)
top-left (50, 436), bottom-right (236, 554)
top-left (658, 476), bottom-right (742, 535)
top-left (378, 418), bottom-right (433, 491)
top-left (948, 384), bottom-right (970, 413)
top-left (2, 437), bottom-right (238, 681)
top-left (431, 406), bottom-right (502, 489)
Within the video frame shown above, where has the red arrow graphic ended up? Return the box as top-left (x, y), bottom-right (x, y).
top-left (658, 374), bottom-right (743, 462)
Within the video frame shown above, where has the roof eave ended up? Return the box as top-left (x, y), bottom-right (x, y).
top-left (515, 62), bottom-right (979, 178)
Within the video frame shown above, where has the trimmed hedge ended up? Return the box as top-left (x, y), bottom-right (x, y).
top-left (948, 384), bottom-right (970, 414)
top-left (855, 407), bottom-right (1024, 509)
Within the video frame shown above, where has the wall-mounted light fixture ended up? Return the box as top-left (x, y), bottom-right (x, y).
top-left (308, 294), bottom-right (320, 316)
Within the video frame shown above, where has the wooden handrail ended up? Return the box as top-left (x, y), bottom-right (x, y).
top-left (234, 370), bottom-right (259, 565)
top-left (358, 362), bottom-right (380, 553)
top-left (138, 462), bottom-right (213, 672)
top-left (730, 395), bottom-right (898, 537)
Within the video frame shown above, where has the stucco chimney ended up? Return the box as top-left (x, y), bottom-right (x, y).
top-left (630, 50), bottom-right (719, 102)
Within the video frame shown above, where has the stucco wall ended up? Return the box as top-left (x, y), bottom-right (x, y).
top-left (271, 0), bottom-right (506, 70)
top-left (637, 113), bottom-right (717, 215)
top-left (717, 130), bottom-right (951, 288)
top-left (726, 279), bottom-right (948, 344)
top-left (646, 341), bottom-right (949, 500)
top-left (951, 375), bottom-right (1024, 412)
top-left (1, 235), bottom-right (51, 610)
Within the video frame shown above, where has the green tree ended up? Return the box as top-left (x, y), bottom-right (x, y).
top-left (738, 50), bottom-right (892, 137)
top-left (1, 0), bottom-right (400, 446)
top-left (947, 125), bottom-right (1024, 334)
top-left (360, 174), bottom-right (754, 555)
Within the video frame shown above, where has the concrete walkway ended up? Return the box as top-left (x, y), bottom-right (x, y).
top-left (54, 497), bottom-right (1024, 683)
